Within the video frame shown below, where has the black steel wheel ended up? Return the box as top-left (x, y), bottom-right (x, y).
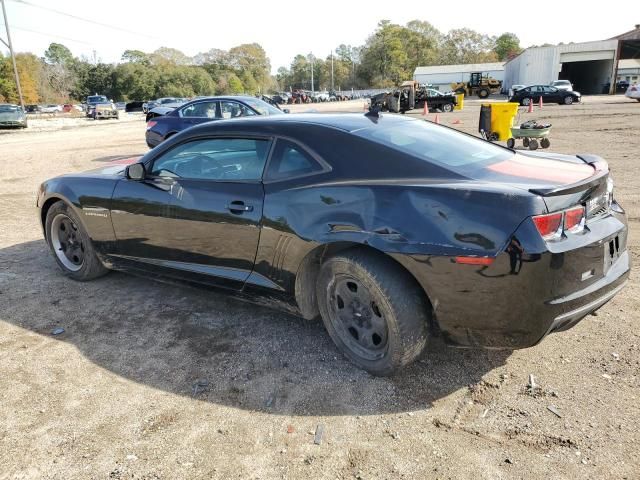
top-left (442, 103), bottom-right (454, 113)
top-left (317, 249), bottom-right (430, 375)
top-left (45, 201), bottom-right (109, 281)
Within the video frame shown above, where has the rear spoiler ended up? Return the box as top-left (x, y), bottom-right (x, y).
top-left (529, 154), bottom-right (608, 197)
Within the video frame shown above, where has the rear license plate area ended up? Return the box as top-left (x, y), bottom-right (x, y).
top-left (604, 236), bottom-right (621, 274)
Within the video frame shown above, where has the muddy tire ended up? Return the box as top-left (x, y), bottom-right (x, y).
top-left (316, 249), bottom-right (430, 376)
top-left (45, 201), bottom-right (109, 281)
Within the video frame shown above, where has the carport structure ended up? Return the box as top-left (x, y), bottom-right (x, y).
top-left (611, 25), bottom-right (640, 93)
top-left (503, 26), bottom-right (640, 95)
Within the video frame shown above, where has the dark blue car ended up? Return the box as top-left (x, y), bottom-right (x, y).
top-left (145, 96), bottom-right (284, 148)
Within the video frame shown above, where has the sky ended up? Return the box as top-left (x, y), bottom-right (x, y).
top-left (0, 0), bottom-right (635, 73)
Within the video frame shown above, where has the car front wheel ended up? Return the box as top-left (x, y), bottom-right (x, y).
top-left (564, 96), bottom-right (574, 105)
top-left (45, 201), bottom-right (109, 281)
top-left (442, 103), bottom-right (454, 113)
top-left (316, 249), bottom-right (430, 375)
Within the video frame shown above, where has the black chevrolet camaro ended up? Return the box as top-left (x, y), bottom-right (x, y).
top-left (37, 113), bottom-right (630, 375)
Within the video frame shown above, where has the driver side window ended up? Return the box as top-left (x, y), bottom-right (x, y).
top-left (150, 138), bottom-right (271, 181)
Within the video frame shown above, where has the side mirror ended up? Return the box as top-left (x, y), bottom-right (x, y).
top-left (283, 108), bottom-right (290, 114)
top-left (126, 163), bottom-right (145, 180)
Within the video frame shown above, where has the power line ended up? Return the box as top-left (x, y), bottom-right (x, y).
top-left (7, 0), bottom-right (162, 40)
top-left (10, 24), bottom-right (93, 46)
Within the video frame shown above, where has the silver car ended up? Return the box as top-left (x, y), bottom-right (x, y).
top-left (551, 80), bottom-right (573, 91)
top-left (0, 104), bottom-right (28, 128)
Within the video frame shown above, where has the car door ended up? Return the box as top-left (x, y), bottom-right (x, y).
top-left (179, 100), bottom-right (220, 128)
top-left (141, 136), bottom-right (271, 289)
top-left (219, 100), bottom-right (259, 119)
top-left (543, 86), bottom-right (560, 102)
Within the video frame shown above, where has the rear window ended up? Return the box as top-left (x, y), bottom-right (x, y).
top-left (354, 119), bottom-right (512, 169)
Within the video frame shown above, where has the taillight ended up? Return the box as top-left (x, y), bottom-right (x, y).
top-left (532, 212), bottom-right (563, 239)
top-left (564, 206), bottom-right (585, 232)
top-left (146, 120), bottom-right (157, 129)
top-left (454, 256), bottom-right (494, 266)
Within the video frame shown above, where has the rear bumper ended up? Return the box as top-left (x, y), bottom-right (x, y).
top-left (393, 210), bottom-right (630, 349)
top-left (145, 129), bottom-right (163, 148)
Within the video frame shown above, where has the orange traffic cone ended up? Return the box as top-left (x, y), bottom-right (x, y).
top-left (422, 100), bottom-right (428, 116)
top-left (451, 119), bottom-right (462, 125)
top-left (527, 99), bottom-right (534, 113)
top-left (434, 114), bottom-right (440, 124)
top-left (538, 96), bottom-right (543, 109)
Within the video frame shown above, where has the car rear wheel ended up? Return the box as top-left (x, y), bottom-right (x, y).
top-left (45, 201), bottom-right (109, 281)
top-left (316, 249), bottom-right (429, 375)
top-left (442, 103), bottom-right (454, 113)
top-left (564, 96), bottom-right (574, 105)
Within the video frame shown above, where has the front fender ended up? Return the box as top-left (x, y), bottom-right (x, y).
top-left (38, 175), bottom-right (120, 254)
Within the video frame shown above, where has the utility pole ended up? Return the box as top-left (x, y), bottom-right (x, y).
top-left (309, 54), bottom-right (314, 92)
top-left (330, 51), bottom-right (334, 91)
top-left (0, 0), bottom-right (24, 110)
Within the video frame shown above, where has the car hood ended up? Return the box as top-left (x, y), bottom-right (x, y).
top-left (0, 111), bottom-right (24, 121)
top-left (79, 156), bottom-right (141, 176)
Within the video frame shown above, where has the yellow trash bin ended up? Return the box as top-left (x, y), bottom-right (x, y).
top-left (487, 102), bottom-right (519, 141)
top-left (454, 93), bottom-right (464, 111)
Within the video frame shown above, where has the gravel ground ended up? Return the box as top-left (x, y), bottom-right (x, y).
top-left (0, 96), bottom-right (639, 480)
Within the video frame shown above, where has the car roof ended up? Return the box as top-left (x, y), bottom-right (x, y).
top-left (187, 112), bottom-right (414, 134)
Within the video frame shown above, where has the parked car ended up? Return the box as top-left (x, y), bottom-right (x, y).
top-left (420, 88), bottom-right (457, 112)
top-left (312, 91), bottom-right (330, 102)
top-left (509, 85), bottom-right (581, 105)
top-left (85, 95), bottom-right (109, 117)
top-left (143, 97), bottom-right (187, 114)
top-left (508, 84), bottom-right (526, 96)
top-left (40, 104), bottom-right (63, 113)
top-left (115, 102), bottom-right (127, 110)
top-left (92, 102), bottom-right (119, 120)
top-left (145, 96), bottom-right (284, 148)
top-left (0, 103), bottom-right (28, 128)
top-left (37, 113), bottom-right (629, 375)
top-left (24, 104), bottom-right (41, 114)
top-left (624, 83), bottom-right (640, 101)
top-left (550, 80), bottom-right (573, 91)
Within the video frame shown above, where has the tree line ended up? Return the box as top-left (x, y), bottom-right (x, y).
top-left (0, 19), bottom-right (521, 104)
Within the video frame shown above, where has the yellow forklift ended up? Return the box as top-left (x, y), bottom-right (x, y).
top-left (452, 72), bottom-right (502, 99)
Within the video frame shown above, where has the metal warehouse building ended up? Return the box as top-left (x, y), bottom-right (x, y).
top-left (413, 63), bottom-right (504, 91)
top-left (503, 25), bottom-right (640, 94)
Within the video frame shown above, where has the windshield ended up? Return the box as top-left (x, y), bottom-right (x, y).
top-left (243, 97), bottom-right (283, 116)
top-left (354, 119), bottom-right (512, 170)
top-left (87, 96), bottom-right (107, 103)
top-left (0, 105), bottom-right (20, 112)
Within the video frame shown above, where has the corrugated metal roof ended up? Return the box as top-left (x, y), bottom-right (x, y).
top-left (414, 62), bottom-right (505, 76)
top-left (611, 26), bottom-right (640, 40)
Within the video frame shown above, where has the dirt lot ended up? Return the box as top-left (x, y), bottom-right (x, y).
top-left (1, 96), bottom-right (639, 479)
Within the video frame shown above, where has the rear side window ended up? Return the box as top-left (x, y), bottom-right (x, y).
top-left (354, 119), bottom-right (512, 169)
top-left (265, 139), bottom-right (324, 180)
